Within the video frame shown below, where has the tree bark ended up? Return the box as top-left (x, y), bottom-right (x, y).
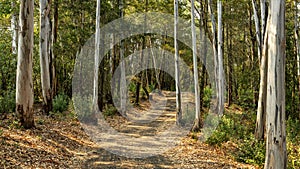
top-left (16, 0), bottom-right (35, 129)
top-left (208, 0), bottom-right (224, 116)
top-left (264, 1), bottom-right (287, 168)
top-left (191, 0), bottom-right (201, 131)
top-left (40, 0), bottom-right (53, 115)
top-left (208, 0), bottom-right (219, 113)
top-left (174, 0), bottom-right (182, 125)
top-left (51, 0), bottom-right (58, 98)
top-left (119, 0), bottom-right (127, 115)
top-left (11, 2), bottom-right (18, 55)
top-left (217, 0), bottom-right (224, 115)
top-left (295, 0), bottom-right (300, 120)
top-left (252, 0), bottom-right (268, 140)
top-left (93, 0), bottom-right (101, 113)
top-left (226, 23), bottom-right (233, 107)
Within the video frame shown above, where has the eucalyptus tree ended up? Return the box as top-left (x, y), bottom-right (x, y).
top-left (264, 1), bottom-right (287, 168)
top-left (119, 0), bottom-right (126, 115)
top-left (191, 0), bottom-right (201, 131)
top-left (251, 0), bottom-right (268, 140)
top-left (51, 0), bottom-right (58, 97)
top-left (217, 0), bottom-right (224, 117)
top-left (174, 0), bottom-right (182, 125)
top-left (16, 0), bottom-right (34, 129)
top-left (93, 0), bottom-right (101, 112)
top-left (11, 1), bottom-right (18, 54)
top-left (208, 0), bottom-right (224, 116)
top-left (40, 0), bottom-right (52, 114)
top-left (295, 0), bottom-right (300, 118)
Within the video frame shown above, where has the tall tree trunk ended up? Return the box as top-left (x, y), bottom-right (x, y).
top-left (11, 2), bottom-right (18, 55)
top-left (208, 0), bottom-right (224, 115)
top-left (174, 0), bottom-right (182, 125)
top-left (93, 0), bottom-right (101, 113)
top-left (226, 23), bottom-right (233, 107)
top-left (51, 0), bottom-right (58, 98)
top-left (119, 0), bottom-right (127, 115)
top-left (217, 0), bottom-right (224, 116)
top-left (200, 35), bottom-right (207, 110)
top-left (191, 0), bottom-right (201, 131)
top-left (40, 0), bottom-right (52, 115)
top-left (252, 0), bottom-right (268, 140)
top-left (16, 0), bottom-right (35, 129)
top-left (198, 0), bottom-right (207, 110)
top-left (295, 0), bottom-right (300, 119)
top-left (208, 0), bottom-right (219, 112)
top-left (264, 1), bottom-right (287, 168)
top-left (149, 39), bottom-right (162, 93)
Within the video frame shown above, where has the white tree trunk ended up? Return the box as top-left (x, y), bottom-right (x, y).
top-left (217, 0), bottom-right (224, 115)
top-left (51, 0), bottom-right (58, 97)
top-left (295, 0), bottom-right (300, 119)
top-left (110, 33), bottom-right (114, 76)
top-left (260, 0), bottom-right (267, 41)
top-left (251, 0), bottom-right (261, 58)
top-left (40, 0), bottom-right (52, 114)
top-left (16, 0), bottom-right (34, 129)
top-left (208, 0), bottom-right (224, 116)
top-left (119, 0), bottom-right (127, 115)
top-left (149, 39), bottom-right (162, 92)
top-left (93, 0), bottom-right (101, 111)
top-left (174, 0), bottom-right (182, 125)
top-left (252, 0), bottom-right (268, 140)
top-left (11, 2), bottom-right (18, 54)
top-left (264, 1), bottom-right (287, 168)
top-left (191, 0), bottom-right (201, 131)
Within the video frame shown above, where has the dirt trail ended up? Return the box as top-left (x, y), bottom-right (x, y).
top-left (0, 91), bottom-right (256, 168)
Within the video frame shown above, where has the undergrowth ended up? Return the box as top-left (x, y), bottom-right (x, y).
top-left (204, 106), bottom-right (300, 168)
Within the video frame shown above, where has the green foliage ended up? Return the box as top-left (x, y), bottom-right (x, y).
top-left (203, 86), bottom-right (212, 108)
top-left (235, 135), bottom-right (266, 166)
top-left (205, 112), bottom-right (251, 146)
top-left (148, 84), bottom-right (155, 93)
top-left (206, 115), bottom-right (233, 146)
top-left (102, 105), bottom-right (118, 117)
top-left (52, 93), bottom-right (69, 113)
top-left (287, 117), bottom-right (300, 143)
top-left (128, 82), bottom-right (136, 95)
top-left (237, 89), bottom-right (256, 109)
top-left (287, 141), bottom-right (300, 169)
top-left (0, 91), bottom-right (16, 114)
top-left (287, 117), bottom-right (300, 169)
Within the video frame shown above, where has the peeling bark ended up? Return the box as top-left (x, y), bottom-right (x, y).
top-left (264, 1), bottom-right (287, 168)
top-left (16, 0), bottom-right (35, 129)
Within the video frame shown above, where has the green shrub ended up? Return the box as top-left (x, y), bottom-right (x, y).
top-left (287, 117), bottom-right (300, 169)
top-left (52, 93), bottom-right (69, 113)
top-left (237, 89), bottom-right (256, 109)
top-left (205, 114), bottom-right (249, 146)
top-left (0, 91), bottom-right (16, 114)
top-left (287, 117), bottom-right (300, 143)
top-left (235, 135), bottom-right (265, 166)
top-left (205, 115), bottom-right (233, 146)
top-left (148, 84), bottom-right (155, 93)
top-left (128, 82), bottom-right (136, 94)
top-left (103, 105), bottom-right (118, 117)
top-left (203, 86), bottom-right (212, 108)
top-left (287, 141), bottom-right (300, 169)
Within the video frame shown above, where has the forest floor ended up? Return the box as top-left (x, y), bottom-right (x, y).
top-left (0, 91), bottom-right (257, 169)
